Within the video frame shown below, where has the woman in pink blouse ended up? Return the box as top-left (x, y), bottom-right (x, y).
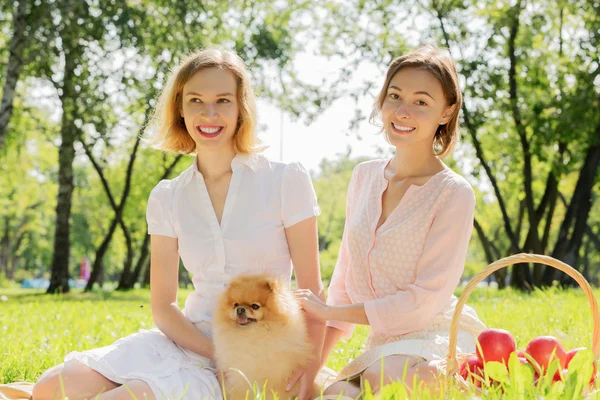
top-left (296, 45), bottom-right (486, 398)
top-left (33, 49), bottom-right (324, 400)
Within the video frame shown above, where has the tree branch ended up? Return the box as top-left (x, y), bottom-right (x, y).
top-left (432, 3), bottom-right (521, 252)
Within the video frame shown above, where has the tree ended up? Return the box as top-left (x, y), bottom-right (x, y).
top-left (0, 0), bottom-right (50, 150)
top-left (0, 108), bottom-right (59, 280)
top-left (322, 0), bottom-right (600, 288)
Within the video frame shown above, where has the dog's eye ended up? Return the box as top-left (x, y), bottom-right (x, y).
top-left (251, 304), bottom-right (260, 310)
top-left (233, 303), bottom-right (239, 308)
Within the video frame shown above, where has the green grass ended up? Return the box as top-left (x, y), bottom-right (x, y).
top-left (1, 286), bottom-right (599, 398)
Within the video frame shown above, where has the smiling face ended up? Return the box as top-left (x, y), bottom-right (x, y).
top-left (180, 67), bottom-right (239, 152)
top-left (381, 67), bottom-right (455, 151)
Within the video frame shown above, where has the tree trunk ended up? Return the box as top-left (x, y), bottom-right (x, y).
top-left (122, 154), bottom-right (184, 289)
top-left (543, 141), bottom-right (600, 285)
top-left (433, 8), bottom-right (521, 256)
top-left (515, 200), bottom-right (525, 245)
top-left (85, 217), bottom-right (118, 291)
top-left (540, 175), bottom-right (559, 253)
top-left (47, 49), bottom-right (79, 294)
top-left (474, 218), bottom-right (506, 288)
top-left (116, 231), bottom-right (134, 290)
top-left (0, 217), bottom-right (9, 278)
top-left (142, 258), bottom-right (151, 288)
top-left (583, 238), bottom-right (591, 282)
top-left (127, 231), bottom-right (150, 289)
top-left (0, 0), bottom-right (28, 150)
top-left (506, 0), bottom-right (536, 291)
top-left (81, 131), bottom-right (142, 291)
top-left (521, 175), bottom-right (558, 284)
top-left (587, 226), bottom-right (600, 250)
top-left (115, 135), bottom-right (141, 290)
top-left (179, 264), bottom-right (192, 288)
top-left (7, 230), bottom-right (27, 279)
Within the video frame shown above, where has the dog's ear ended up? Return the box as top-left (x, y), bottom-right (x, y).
top-left (264, 277), bottom-right (281, 292)
top-left (227, 278), bottom-right (240, 291)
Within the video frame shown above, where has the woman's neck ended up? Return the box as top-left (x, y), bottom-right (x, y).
top-left (389, 145), bottom-right (444, 181)
top-left (195, 145), bottom-right (236, 180)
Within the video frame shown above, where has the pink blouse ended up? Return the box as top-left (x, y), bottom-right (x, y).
top-left (327, 159), bottom-right (484, 342)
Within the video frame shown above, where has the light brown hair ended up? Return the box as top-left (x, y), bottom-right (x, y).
top-left (370, 44), bottom-right (462, 156)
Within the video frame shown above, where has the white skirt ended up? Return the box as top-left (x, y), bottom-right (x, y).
top-left (335, 330), bottom-right (479, 383)
top-left (65, 325), bottom-right (222, 400)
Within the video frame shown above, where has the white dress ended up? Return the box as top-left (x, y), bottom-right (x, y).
top-left (65, 153), bottom-right (321, 400)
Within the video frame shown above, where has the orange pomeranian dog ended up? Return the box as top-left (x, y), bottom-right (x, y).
top-left (212, 273), bottom-right (317, 400)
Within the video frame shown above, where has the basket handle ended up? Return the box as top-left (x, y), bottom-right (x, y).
top-left (446, 253), bottom-right (600, 375)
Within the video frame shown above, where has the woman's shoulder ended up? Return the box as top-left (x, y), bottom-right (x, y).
top-left (350, 158), bottom-right (387, 178)
top-left (347, 159), bottom-right (388, 187)
top-left (435, 168), bottom-right (476, 209)
top-left (440, 168), bottom-right (475, 195)
top-left (151, 177), bottom-right (177, 192)
top-left (257, 154), bottom-right (311, 178)
top-left (149, 163), bottom-right (195, 198)
top-left (354, 158), bottom-right (388, 173)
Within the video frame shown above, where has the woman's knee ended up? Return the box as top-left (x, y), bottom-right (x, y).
top-left (121, 379), bottom-right (155, 400)
top-left (32, 360), bottom-right (117, 400)
top-left (32, 362), bottom-right (68, 400)
top-left (405, 362), bottom-right (439, 385)
top-left (361, 365), bottom-right (383, 392)
top-left (323, 381), bottom-right (360, 398)
top-left (362, 356), bottom-right (425, 392)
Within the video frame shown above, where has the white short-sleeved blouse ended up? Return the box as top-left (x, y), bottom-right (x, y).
top-left (146, 153), bottom-right (321, 325)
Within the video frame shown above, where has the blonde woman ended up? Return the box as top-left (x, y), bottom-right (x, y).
top-left (33, 48), bottom-right (325, 400)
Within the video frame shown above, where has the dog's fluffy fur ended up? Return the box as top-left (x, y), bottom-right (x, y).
top-left (213, 274), bottom-right (315, 400)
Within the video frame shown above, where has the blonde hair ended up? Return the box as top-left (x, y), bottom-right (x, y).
top-left (370, 44), bottom-right (463, 157)
top-left (149, 48), bottom-right (260, 154)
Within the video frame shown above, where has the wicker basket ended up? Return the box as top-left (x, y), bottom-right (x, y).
top-left (444, 253), bottom-right (600, 392)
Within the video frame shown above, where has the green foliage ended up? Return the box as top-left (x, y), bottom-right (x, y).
top-left (311, 0), bottom-right (600, 285)
top-left (0, 0), bottom-right (598, 293)
top-left (0, 0), bottom-right (340, 284)
top-left (313, 153), bottom-right (369, 281)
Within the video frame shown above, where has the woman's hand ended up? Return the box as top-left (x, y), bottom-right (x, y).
top-left (294, 289), bottom-right (330, 321)
top-left (286, 358), bottom-right (320, 400)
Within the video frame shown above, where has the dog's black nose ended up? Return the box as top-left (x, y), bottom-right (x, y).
top-left (236, 307), bottom-right (245, 315)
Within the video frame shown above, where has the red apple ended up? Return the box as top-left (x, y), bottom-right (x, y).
top-left (509, 356), bottom-right (534, 374)
top-left (517, 350), bottom-right (526, 358)
top-left (460, 356), bottom-right (485, 387)
top-left (471, 367), bottom-right (486, 388)
top-left (509, 356), bottom-right (526, 368)
top-left (476, 328), bottom-right (516, 365)
top-left (460, 356), bottom-right (484, 378)
top-left (516, 356), bottom-right (531, 367)
top-left (525, 336), bottom-right (567, 371)
top-left (459, 362), bottom-right (468, 379)
top-left (552, 369), bottom-right (566, 382)
top-left (565, 348), bottom-right (596, 384)
top-left (565, 348), bottom-right (586, 366)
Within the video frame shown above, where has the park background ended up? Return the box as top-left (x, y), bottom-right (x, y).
top-left (0, 0), bottom-right (599, 397)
